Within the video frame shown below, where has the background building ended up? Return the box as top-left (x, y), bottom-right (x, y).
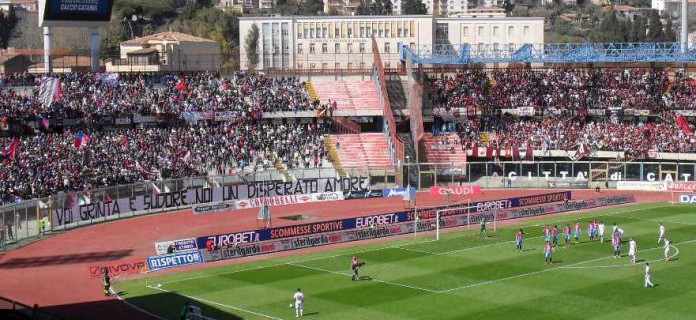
top-left (105, 31), bottom-right (221, 73)
top-left (238, 15), bottom-right (545, 71)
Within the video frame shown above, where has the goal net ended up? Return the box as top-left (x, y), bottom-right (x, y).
top-left (413, 201), bottom-right (499, 241)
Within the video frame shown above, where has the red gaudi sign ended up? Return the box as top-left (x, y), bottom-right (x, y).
top-left (88, 259), bottom-right (148, 278)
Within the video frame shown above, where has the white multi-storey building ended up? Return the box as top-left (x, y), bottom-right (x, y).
top-left (238, 15), bottom-right (544, 71)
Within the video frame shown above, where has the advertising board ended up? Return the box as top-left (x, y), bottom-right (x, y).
top-left (147, 251), bottom-right (203, 272)
top-left (154, 238), bottom-right (198, 256)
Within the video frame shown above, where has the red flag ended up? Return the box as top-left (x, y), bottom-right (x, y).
top-left (512, 147), bottom-right (520, 161)
top-left (676, 115), bottom-right (693, 135)
top-left (486, 146), bottom-right (494, 158)
top-left (526, 144), bottom-right (534, 161)
top-left (471, 142), bottom-right (478, 158)
top-left (55, 77), bottom-right (62, 101)
top-left (176, 79), bottom-right (186, 91)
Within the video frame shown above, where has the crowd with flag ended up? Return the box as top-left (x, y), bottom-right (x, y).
top-left (0, 72), bottom-right (331, 119)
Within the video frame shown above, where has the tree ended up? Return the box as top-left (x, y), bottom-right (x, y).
top-left (646, 10), bottom-right (664, 42)
top-left (355, 0), bottom-right (393, 15)
top-left (503, 0), bottom-right (515, 17)
top-left (299, 0), bottom-right (325, 15)
top-left (662, 18), bottom-right (676, 42)
top-left (244, 24), bottom-right (260, 70)
top-left (401, 0), bottom-right (427, 15)
top-left (629, 16), bottom-right (646, 42)
top-left (0, 7), bottom-right (19, 49)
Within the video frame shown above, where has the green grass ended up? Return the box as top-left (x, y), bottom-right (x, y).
top-left (116, 203), bottom-right (696, 320)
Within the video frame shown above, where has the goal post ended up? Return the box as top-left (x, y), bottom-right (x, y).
top-left (411, 200), bottom-right (478, 241)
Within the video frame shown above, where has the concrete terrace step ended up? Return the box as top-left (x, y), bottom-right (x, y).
top-left (331, 133), bottom-right (393, 167)
top-left (312, 81), bottom-right (382, 112)
top-left (422, 133), bottom-right (467, 164)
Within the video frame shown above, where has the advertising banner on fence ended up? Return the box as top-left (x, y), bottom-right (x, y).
top-left (235, 194), bottom-right (313, 210)
top-left (547, 181), bottom-right (589, 189)
top-left (617, 181), bottom-right (667, 191)
top-left (193, 202), bottom-right (235, 215)
top-left (147, 251), bottom-right (204, 272)
top-left (310, 192), bottom-right (345, 202)
top-left (196, 194), bottom-right (634, 264)
top-left (88, 259), bottom-right (148, 278)
top-left (52, 177), bottom-right (370, 227)
top-left (666, 182), bottom-right (696, 192)
top-left (154, 238), bottom-right (198, 256)
top-left (679, 194), bottom-right (696, 204)
top-left (429, 185), bottom-right (482, 196)
top-left (195, 191), bottom-right (571, 249)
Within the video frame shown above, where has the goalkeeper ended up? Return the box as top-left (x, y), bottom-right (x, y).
top-left (351, 256), bottom-right (364, 281)
top-left (479, 216), bottom-right (487, 238)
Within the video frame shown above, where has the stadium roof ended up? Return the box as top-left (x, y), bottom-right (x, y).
top-left (122, 32), bottom-right (216, 46)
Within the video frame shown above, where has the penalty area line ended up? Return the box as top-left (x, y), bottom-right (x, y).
top-left (287, 263), bottom-right (439, 293)
top-left (146, 284), bottom-right (283, 320)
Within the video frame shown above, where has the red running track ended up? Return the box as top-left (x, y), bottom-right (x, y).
top-left (0, 189), bottom-right (669, 319)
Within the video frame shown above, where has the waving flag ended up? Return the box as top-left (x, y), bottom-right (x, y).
top-left (3, 139), bottom-right (20, 159)
top-left (675, 115), bottom-right (693, 135)
top-left (39, 77), bottom-right (62, 106)
top-left (75, 131), bottom-right (89, 149)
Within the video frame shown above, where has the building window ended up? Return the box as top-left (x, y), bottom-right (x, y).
top-left (384, 42), bottom-right (391, 53)
top-left (386, 28), bottom-right (391, 37)
top-left (493, 26), bottom-right (499, 37)
top-left (398, 28), bottom-right (403, 37)
top-left (478, 26), bottom-right (484, 36)
top-left (385, 61), bottom-right (391, 68)
top-left (347, 43), bottom-right (354, 53)
top-left (404, 27), bottom-right (410, 37)
top-left (366, 27), bottom-right (371, 37)
top-left (322, 62), bottom-right (328, 70)
top-left (359, 43), bottom-right (365, 53)
top-left (508, 26), bottom-right (514, 36)
top-left (347, 62), bottom-right (353, 69)
top-left (323, 28), bottom-right (328, 38)
top-left (523, 26), bottom-right (530, 36)
top-left (335, 43), bottom-right (340, 53)
top-left (335, 62), bottom-right (340, 69)
top-left (379, 28), bottom-right (383, 37)
top-left (360, 27), bottom-right (365, 38)
top-left (297, 44), bottom-right (303, 54)
top-left (335, 28), bottom-right (340, 38)
top-left (348, 28), bottom-right (353, 38)
top-left (509, 43), bottom-right (515, 52)
top-left (493, 43), bottom-right (499, 50)
top-left (310, 28), bottom-right (315, 38)
top-left (310, 63), bottom-right (315, 69)
top-left (298, 62), bottom-right (303, 69)
top-left (322, 43), bottom-right (328, 53)
top-left (282, 28), bottom-right (288, 36)
top-left (310, 43), bottom-right (316, 54)
top-left (478, 43), bottom-right (484, 51)
top-left (360, 62), bottom-right (365, 69)
top-left (463, 26), bottom-right (469, 37)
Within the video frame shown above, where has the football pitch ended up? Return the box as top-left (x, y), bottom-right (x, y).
top-left (116, 203), bottom-right (696, 320)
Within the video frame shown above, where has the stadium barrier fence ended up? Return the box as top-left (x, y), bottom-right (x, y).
top-left (0, 160), bottom-right (693, 252)
top-left (0, 295), bottom-right (64, 320)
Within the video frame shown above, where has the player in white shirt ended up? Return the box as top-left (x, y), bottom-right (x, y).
top-left (664, 239), bottom-right (671, 262)
top-left (598, 221), bottom-right (606, 242)
top-left (645, 263), bottom-right (654, 288)
top-left (658, 223), bottom-right (666, 245)
top-left (293, 288), bottom-right (304, 317)
top-left (628, 238), bottom-right (637, 263)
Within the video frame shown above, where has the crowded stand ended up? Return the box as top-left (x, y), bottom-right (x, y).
top-left (428, 68), bottom-right (689, 112)
top-left (0, 72), bottom-right (318, 118)
top-left (452, 116), bottom-right (696, 158)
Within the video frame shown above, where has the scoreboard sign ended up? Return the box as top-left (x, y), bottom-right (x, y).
top-left (39, 0), bottom-right (114, 27)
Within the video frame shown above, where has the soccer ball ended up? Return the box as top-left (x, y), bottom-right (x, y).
top-left (289, 303), bottom-right (294, 308)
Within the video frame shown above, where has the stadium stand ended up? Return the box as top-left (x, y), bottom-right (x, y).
top-left (311, 80), bottom-right (383, 114)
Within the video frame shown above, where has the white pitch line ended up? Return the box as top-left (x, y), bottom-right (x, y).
top-left (160, 204), bottom-right (666, 285)
top-left (159, 238), bottom-right (439, 285)
top-left (287, 263), bottom-right (439, 293)
top-left (619, 215), bottom-right (696, 226)
top-left (147, 284), bottom-right (284, 320)
top-left (439, 239), bottom-right (696, 293)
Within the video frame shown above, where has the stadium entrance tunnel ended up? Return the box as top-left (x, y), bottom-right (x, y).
top-left (280, 215), bottom-right (319, 221)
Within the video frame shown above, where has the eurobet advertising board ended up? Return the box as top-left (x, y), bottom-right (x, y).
top-left (147, 251), bottom-right (203, 272)
top-left (39, 0), bottom-right (114, 27)
top-left (195, 191), bottom-right (571, 249)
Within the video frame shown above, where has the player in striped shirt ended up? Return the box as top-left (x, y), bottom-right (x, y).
top-left (563, 224), bottom-right (571, 246)
top-left (552, 225), bottom-right (559, 247)
top-left (574, 222), bottom-right (581, 243)
top-left (544, 226), bottom-right (551, 243)
top-left (544, 241), bottom-right (554, 265)
top-left (516, 229), bottom-right (524, 252)
top-left (612, 232), bottom-right (622, 258)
